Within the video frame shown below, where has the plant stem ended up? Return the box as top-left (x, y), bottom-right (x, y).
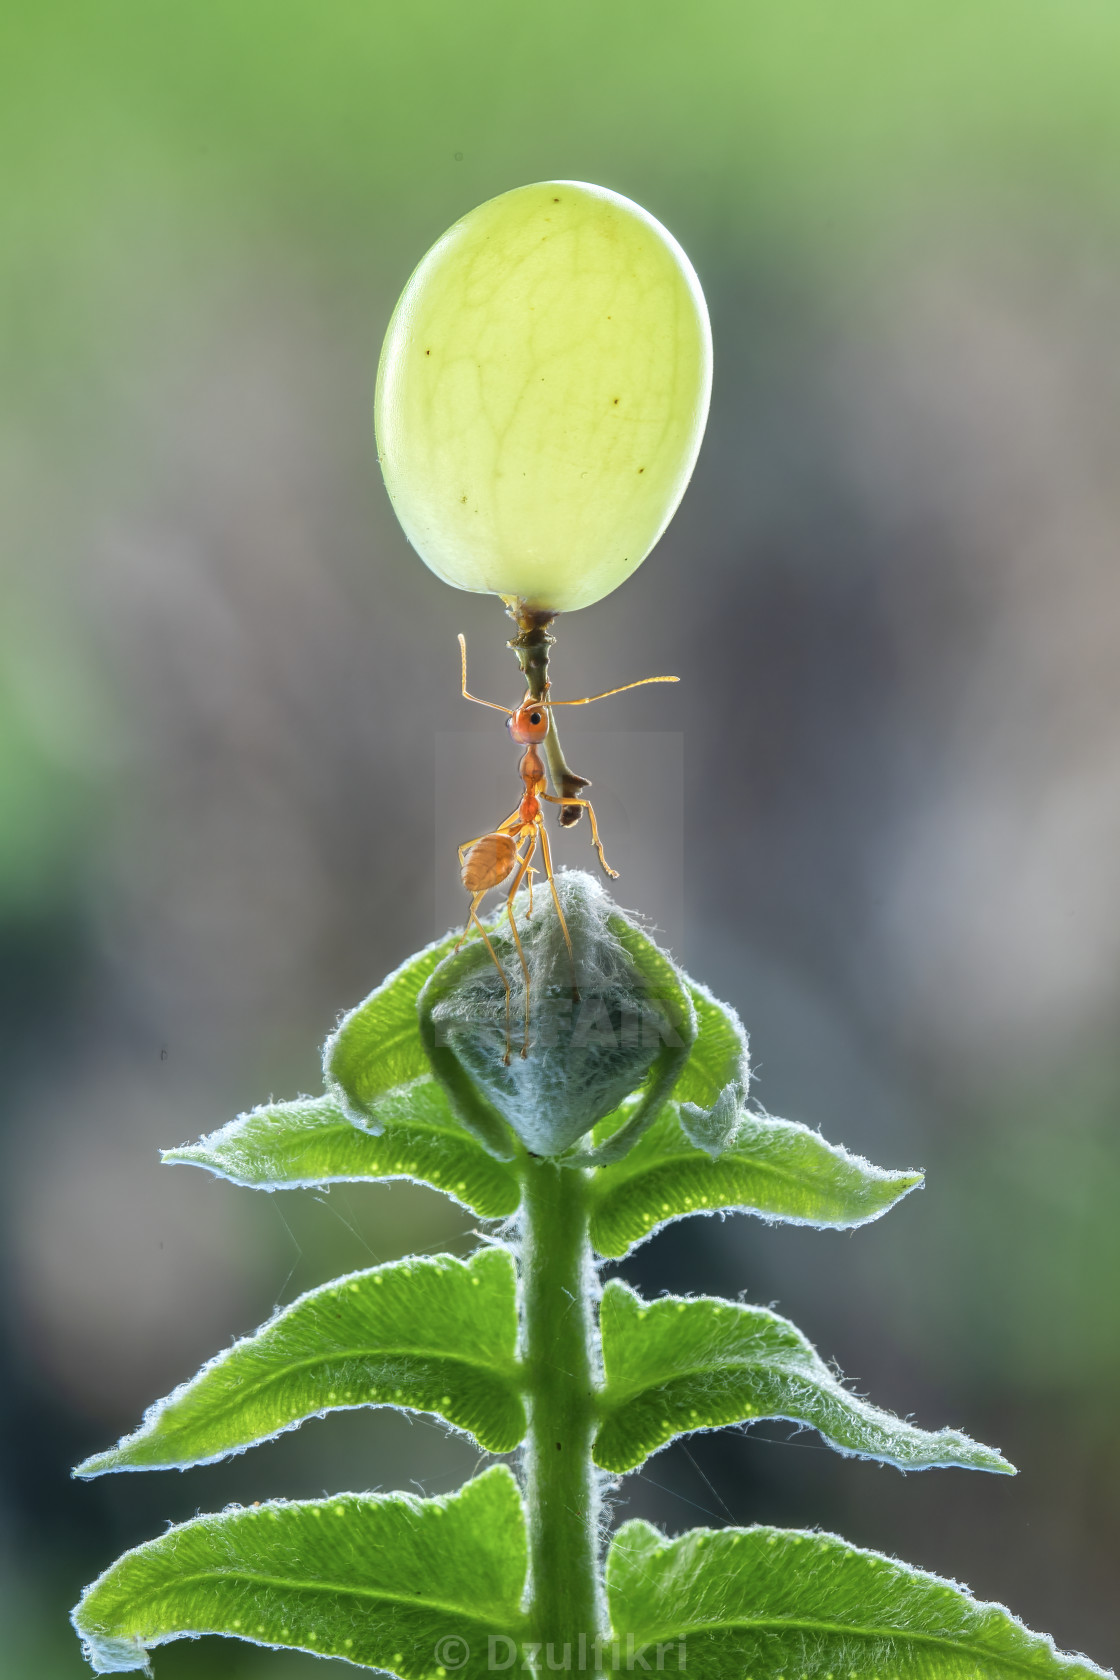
top-left (520, 1155), bottom-right (604, 1653)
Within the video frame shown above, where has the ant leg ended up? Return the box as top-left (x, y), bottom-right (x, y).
top-left (465, 894), bottom-right (514, 1065)
top-left (540, 792), bottom-right (619, 879)
top-left (505, 833), bottom-right (537, 1058)
top-left (454, 850), bottom-right (491, 954)
top-left (457, 833), bottom-right (487, 874)
top-left (458, 633), bottom-right (513, 715)
top-left (536, 818), bottom-right (579, 1001)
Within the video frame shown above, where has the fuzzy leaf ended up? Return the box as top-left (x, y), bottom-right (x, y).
top-left (679, 1083), bottom-right (739, 1156)
top-left (75, 1250), bottom-right (524, 1476)
top-left (163, 1085), bottom-right (521, 1218)
top-left (594, 1282), bottom-right (1012, 1475)
top-left (420, 873), bottom-right (691, 1158)
top-left (674, 981), bottom-right (750, 1110)
top-left (606, 1519), bottom-right (1111, 1680)
top-left (588, 1102), bottom-right (922, 1257)
top-left (324, 927), bottom-right (461, 1125)
top-left (73, 1464), bottom-right (526, 1676)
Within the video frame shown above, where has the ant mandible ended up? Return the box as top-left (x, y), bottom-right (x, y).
top-left (455, 633), bottom-right (678, 1062)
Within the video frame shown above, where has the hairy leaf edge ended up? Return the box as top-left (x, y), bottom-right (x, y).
top-left (161, 1091), bottom-right (521, 1217)
top-left (589, 1119), bottom-right (924, 1256)
top-left (593, 1282), bottom-right (1014, 1477)
top-left (322, 926), bottom-right (463, 1126)
top-left (73, 1249), bottom-right (523, 1478)
top-left (606, 1520), bottom-right (1112, 1678)
top-left (72, 1467), bottom-right (529, 1676)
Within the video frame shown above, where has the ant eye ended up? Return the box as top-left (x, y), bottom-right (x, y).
top-left (530, 712), bottom-right (541, 726)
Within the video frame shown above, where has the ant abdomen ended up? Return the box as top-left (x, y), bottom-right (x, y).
top-left (461, 832), bottom-right (519, 894)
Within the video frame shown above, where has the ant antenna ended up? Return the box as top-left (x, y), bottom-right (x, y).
top-left (550, 675), bottom-right (679, 705)
top-left (458, 633), bottom-right (512, 714)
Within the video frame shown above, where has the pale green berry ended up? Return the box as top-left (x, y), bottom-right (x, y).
top-left (375, 180), bottom-right (711, 613)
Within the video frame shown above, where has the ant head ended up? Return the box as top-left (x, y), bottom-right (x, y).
top-left (507, 700), bottom-right (550, 745)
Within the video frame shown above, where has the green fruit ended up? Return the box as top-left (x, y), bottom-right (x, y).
top-left (375, 181), bottom-right (711, 613)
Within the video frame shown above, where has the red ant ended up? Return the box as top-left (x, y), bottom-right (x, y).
top-left (455, 633), bottom-right (678, 1061)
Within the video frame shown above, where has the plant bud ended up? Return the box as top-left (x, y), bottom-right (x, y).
top-left (418, 872), bottom-right (694, 1157)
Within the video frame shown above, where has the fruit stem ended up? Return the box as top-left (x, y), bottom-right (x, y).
top-left (504, 597), bottom-right (589, 825)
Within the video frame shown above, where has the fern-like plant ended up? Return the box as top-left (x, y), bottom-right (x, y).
top-left (71, 871), bottom-right (1110, 1680)
top-left (72, 176), bottom-right (1111, 1680)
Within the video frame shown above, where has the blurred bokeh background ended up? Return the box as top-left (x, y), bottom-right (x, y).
top-left (3, 2), bottom-right (1119, 1672)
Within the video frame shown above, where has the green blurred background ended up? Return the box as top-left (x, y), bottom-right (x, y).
top-left (2, 2), bottom-right (1119, 1672)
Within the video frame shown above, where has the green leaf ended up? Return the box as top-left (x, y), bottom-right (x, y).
top-left (163, 1085), bottom-right (521, 1218)
top-left (420, 873), bottom-right (691, 1158)
top-left (606, 1519), bottom-right (1111, 1680)
top-left (324, 927), bottom-right (462, 1125)
top-left (73, 1464), bottom-right (527, 1676)
top-left (674, 981), bottom-right (750, 1111)
top-left (588, 1102), bottom-right (922, 1258)
top-left (75, 1249), bottom-right (524, 1476)
top-left (593, 1282), bottom-right (1012, 1475)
